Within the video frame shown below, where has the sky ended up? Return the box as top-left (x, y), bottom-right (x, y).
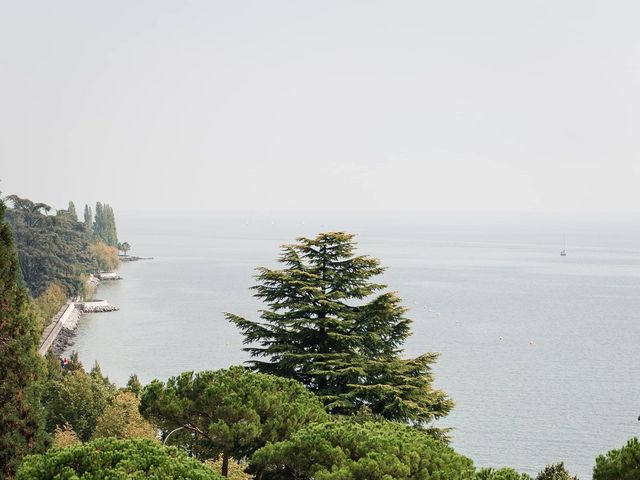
top-left (1, 1), bottom-right (639, 213)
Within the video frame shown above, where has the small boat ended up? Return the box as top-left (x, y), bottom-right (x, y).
top-left (560, 235), bottom-right (567, 257)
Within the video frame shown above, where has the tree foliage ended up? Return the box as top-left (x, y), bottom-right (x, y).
top-left (92, 391), bottom-right (157, 441)
top-left (83, 204), bottom-right (93, 237)
top-left (593, 437), bottom-right (640, 480)
top-left (227, 232), bottom-right (452, 427)
top-left (42, 359), bottom-right (117, 441)
top-left (118, 241), bottom-right (132, 256)
top-left (0, 198), bottom-right (47, 478)
top-left (93, 202), bottom-right (118, 247)
top-left (90, 241), bottom-right (120, 272)
top-left (126, 373), bottom-right (143, 396)
top-left (140, 367), bottom-right (327, 476)
top-left (5, 196), bottom-right (123, 296)
top-left (51, 422), bottom-right (80, 448)
top-left (5, 195), bottom-right (94, 296)
top-left (476, 467), bottom-right (532, 480)
top-left (32, 282), bottom-right (67, 330)
top-left (535, 463), bottom-right (578, 480)
top-left (206, 459), bottom-right (252, 480)
top-left (67, 201), bottom-right (78, 222)
top-left (251, 419), bottom-right (475, 480)
top-left (16, 438), bottom-right (224, 479)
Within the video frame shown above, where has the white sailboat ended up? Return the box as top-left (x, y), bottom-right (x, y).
top-left (560, 235), bottom-right (567, 257)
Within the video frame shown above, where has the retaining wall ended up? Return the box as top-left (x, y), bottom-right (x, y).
top-left (38, 301), bottom-right (77, 356)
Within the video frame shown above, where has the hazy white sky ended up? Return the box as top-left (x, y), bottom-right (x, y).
top-left (1, 1), bottom-right (639, 213)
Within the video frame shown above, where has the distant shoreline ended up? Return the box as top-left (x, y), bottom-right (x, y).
top-left (119, 255), bottom-right (153, 262)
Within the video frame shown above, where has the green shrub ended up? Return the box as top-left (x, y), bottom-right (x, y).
top-left (17, 438), bottom-right (223, 479)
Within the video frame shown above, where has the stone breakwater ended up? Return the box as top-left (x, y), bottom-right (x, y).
top-left (81, 300), bottom-right (119, 313)
top-left (119, 255), bottom-right (153, 262)
top-left (98, 272), bottom-right (122, 280)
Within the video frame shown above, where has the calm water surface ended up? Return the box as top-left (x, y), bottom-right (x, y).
top-left (68, 212), bottom-right (640, 479)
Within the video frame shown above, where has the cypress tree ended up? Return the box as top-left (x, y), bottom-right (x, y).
top-left (83, 204), bottom-right (93, 237)
top-left (67, 202), bottom-right (78, 222)
top-left (92, 203), bottom-right (118, 247)
top-left (227, 232), bottom-right (453, 428)
top-left (93, 202), bottom-right (104, 241)
top-left (105, 205), bottom-right (118, 247)
top-left (0, 198), bottom-right (46, 478)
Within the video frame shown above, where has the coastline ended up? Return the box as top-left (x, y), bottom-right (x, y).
top-left (39, 274), bottom-right (120, 357)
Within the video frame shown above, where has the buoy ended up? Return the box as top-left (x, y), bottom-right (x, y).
top-left (499, 336), bottom-right (503, 341)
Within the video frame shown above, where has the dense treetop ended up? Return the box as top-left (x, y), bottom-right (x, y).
top-left (251, 419), bottom-right (475, 480)
top-left (140, 367), bottom-right (328, 477)
top-left (16, 438), bottom-right (224, 480)
top-left (593, 437), bottom-right (640, 480)
top-left (93, 202), bottom-right (118, 247)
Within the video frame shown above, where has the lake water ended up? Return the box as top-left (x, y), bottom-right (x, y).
top-left (67, 212), bottom-right (640, 479)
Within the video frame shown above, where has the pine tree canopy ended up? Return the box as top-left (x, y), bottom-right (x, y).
top-left (251, 419), bottom-right (475, 480)
top-left (226, 232), bottom-right (453, 428)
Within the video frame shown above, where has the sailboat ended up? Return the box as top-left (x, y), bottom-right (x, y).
top-left (560, 235), bottom-right (567, 257)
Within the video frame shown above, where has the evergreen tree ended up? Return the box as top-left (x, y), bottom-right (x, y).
top-left (93, 202), bottom-right (104, 241)
top-left (106, 205), bottom-right (118, 246)
top-left (17, 438), bottom-right (224, 480)
top-left (535, 463), bottom-right (578, 480)
top-left (140, 367), bottom-right (327, 477)
top-left (83, 204), bottom-right (93, 237)
top-left (593, 437), bottom-right (640, 480)
top-left (251, 419), bottom-right (475, 480)
top-left (227, 232), bottom-right (452, 428)
top-left (125, 373), bottom-right (142, 396)
top-left (0, 198), bottom-right (46, 478)
top-left (67, 201), bottom-right (78, 222)
top-left (92, 202), bottom-right (118, 247)
top-left (476, 468), bottom-right (533, 480)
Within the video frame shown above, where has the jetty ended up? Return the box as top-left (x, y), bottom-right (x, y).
top-left (82, 299), bottom-right (119, 313)
top-left (119, 255), bottom-right (153, 262)
top-left (98, 271), bottom-right (122, 280)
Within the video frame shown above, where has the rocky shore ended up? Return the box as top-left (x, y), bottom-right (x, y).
top-left (49, 306), bottom-right (82, 356)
